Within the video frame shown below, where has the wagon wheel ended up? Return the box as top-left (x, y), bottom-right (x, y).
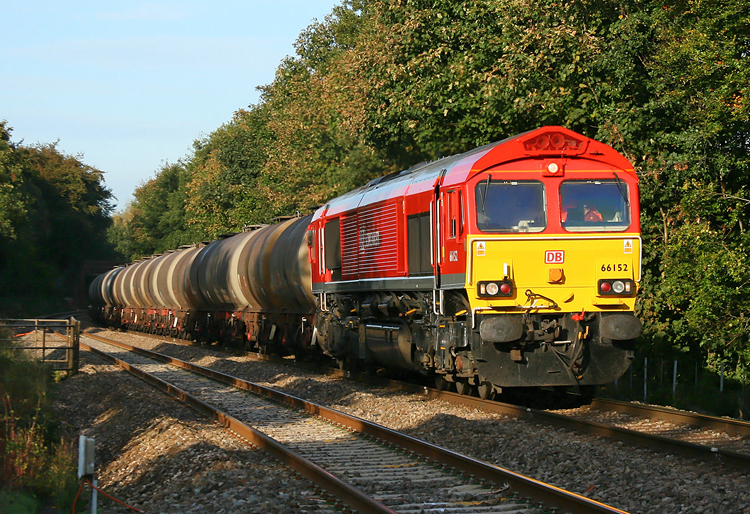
top-left (454, 378), bottom-right (472, 396)
top-left (477, 381), bottom-right (495, 401)
top-left (434, 375), bottom-right (449, 391)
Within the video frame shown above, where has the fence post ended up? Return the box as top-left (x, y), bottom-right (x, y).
top-left (644, 357), bottom-right (648, 402)
top-left (695, 361), bottom-right (698, 389)
top-left (630, 362), bottom-right (633, 389)
top-left (672, 360), bottom-right (678, 398)
top-left (720, 363), bottom-right (725, 392)
top-left (73, 318), bottom-right (80, 374)
top-left (660, 359), bottom-right (664, 387)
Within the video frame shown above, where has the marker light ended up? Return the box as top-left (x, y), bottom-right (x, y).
top-left (523, 131), bottom-right (584, 153)
top-left (478, 280), bottom-right (514, 298)
top-left (598, 279), bottom-right (635, 296)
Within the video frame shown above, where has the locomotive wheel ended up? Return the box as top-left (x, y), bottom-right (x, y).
top-left (455, 379), bottom-right (472, 396)
top-left (477, 381), bottom-right (495, 401)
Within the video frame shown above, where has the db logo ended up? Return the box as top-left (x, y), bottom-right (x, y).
top-left (545, 250), bottom-right (564, 264)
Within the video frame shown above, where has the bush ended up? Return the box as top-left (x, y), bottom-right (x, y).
top-left (0, 348), bottom-right (79, 510)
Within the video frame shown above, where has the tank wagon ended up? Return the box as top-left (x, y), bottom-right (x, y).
top-left (91, 126), bottom-right (641, 397)
top-left (91, 216), bottom-right (315, 355)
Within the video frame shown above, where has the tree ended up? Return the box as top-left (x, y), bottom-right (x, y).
top-left (255, 1), bottom-right (386, 215)
top-left (633, 0), bottom-right (750, 373)
top-left (124, 161), bottom-right (204, 259)
top-left (353, 0), bottom-right (643, 164)
top-left (184, 107), bottom-right (277, 237)
top-left (0, 122), bottom-right (116, 315)
top-left (0, 122), bottom-right (29, 239)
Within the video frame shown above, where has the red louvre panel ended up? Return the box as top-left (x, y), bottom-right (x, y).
top-left (341, 214), bottom-right (359, 280)
top-left (341, 203), bottom-right (399, 280)
top-left (359, 203), bottom-right (399, 276)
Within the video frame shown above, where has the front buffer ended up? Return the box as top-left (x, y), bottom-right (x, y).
top-left (471, 310), bottom-right (640, 388)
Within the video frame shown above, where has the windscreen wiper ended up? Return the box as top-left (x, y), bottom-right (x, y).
top-left (612, 171), bottom-right (629, 206)
top-left (481, 174), bottom-right (491, 214)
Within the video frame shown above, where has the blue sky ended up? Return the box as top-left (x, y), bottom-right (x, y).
top-left (2, 1), bottom-right (339, 210)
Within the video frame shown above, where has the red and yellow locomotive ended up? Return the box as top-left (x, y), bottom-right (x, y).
top-left (90, 126), bottom-right (640, 399)
top-left (308, 126), bottom-right (641, 397)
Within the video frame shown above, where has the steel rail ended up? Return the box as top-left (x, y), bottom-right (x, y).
top-left (589, 398), bottom-right (750, 437)
top-left (291, 364), bottom-right (750, 471)
top-left (93, 326), bottom-right (750, 471)
top-left (293, 360), bottom-right (750, 470)
top-left (404, 387), bottom-right (750, 471)
top-left (82, 332), bottom-right (628, 514)
top-left (80, 339), bottom-right (397, 514)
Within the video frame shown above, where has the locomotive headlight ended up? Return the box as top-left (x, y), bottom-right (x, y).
top-left (612, 280), bottom-right (626, 294)
top-left (486, 282), bottom-right (499, 295)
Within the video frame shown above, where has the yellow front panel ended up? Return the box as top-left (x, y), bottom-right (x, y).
top-left (467, 234), bottom-right (641, 312)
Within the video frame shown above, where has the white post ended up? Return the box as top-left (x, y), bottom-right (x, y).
top-left (77, 436), bottom-right (96, 514)
top-left (720, 363), bottom-right (725, 392)
top-left (91, 479), bottom-right (98, 514)
top-left (672, 360), bottom-right (678, 397)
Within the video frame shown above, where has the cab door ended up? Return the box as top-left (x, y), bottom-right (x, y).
top-left (438, 187), bottom-right (465, 289)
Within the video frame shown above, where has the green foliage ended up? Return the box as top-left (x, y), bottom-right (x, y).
top-left (260, 2), bottom-right (386, 214)
top-left (0, 350), bottom-right (79, 509)
top-left (184, 108), bottom-right (277, 237)
top-left (0, 489), bottom-right (38, 514)
top-left (353, 0), bottom-right (644, 163)
top-left (107, 0), bottom-right (750, 381)
top-left (631, 0), bottom-right (750, 375)
top-left (116, 161), bottom-right (205, 259)
top-left (0, 122), bottom-right (29, 240)
top-left (0, 122), bottom-right (117, 316)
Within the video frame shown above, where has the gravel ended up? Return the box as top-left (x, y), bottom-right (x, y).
top-left (54, 326), bottom-right (750, 514)
top-left (53, 352), bottom-right (336, 513)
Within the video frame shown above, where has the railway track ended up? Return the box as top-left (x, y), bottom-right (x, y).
top-left (352, 377), bottom-right (750, 471)
top-left (99, 322), bottom-right (750, 472)
top-left (235, 342), bottom-right (750, 470)
top-left (79, 331), bottom-right (628, 514)
top-left (337, 371), bottom-right (750, 471)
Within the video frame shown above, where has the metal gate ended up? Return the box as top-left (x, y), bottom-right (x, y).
top-left (0, 318), bottom-right (80, 373)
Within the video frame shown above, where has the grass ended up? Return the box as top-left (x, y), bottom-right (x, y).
top-left (0, 341), bottom-right (80, 512)
top-left (0, 489), bottom-right (39, 514)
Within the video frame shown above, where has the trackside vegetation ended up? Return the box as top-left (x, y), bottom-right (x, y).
top-left (0, 121), bottom-right (117, 318)
top-left (0, 344), bottom-right (79, 511)
top-left (107, 0), bottom-right (750, 395)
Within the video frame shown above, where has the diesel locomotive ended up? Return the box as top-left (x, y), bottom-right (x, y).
top-left (90, 126), bottom-right (641, 398)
